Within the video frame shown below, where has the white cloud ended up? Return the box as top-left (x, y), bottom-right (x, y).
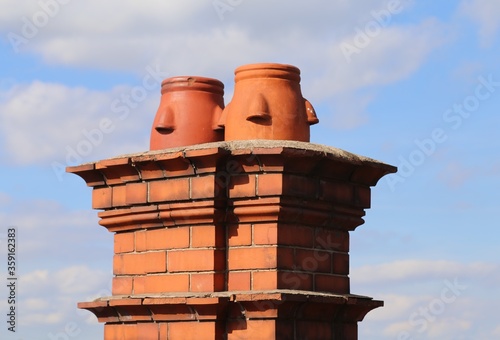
top-left (355, 259), bottom-right (500, 339)
top-left (24, 298), bottom-right (50, 311)
top-left (427, 318), bottom-right (471, 338)
top-left (55, 265), bottom-right (110, 295)
top-left (0, 80), bottom-right (157, 166)
top-left (0, 0), bottom-right (447, 144)
top-left (21, 269), bottom-right (50, 293)
top-left (0, 196), bottom-right (113, 271)
top-left (0, 196), bottom-right (112, 336)
top-left (21, 312), bottom-right (64, 325)
top-left (368, 294), bottom-right (422, 321)
top-left (2, 0), bottom-right (444, 113)
top-left (459, 0), bottom-right (500, 47)
top-left (311, 18), bottom-right (446, 97)
top-left (17, 265), bottom-right (109, 326)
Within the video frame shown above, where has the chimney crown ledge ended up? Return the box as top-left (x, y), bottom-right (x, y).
top-left (67, 140), bottom-right (396, 187)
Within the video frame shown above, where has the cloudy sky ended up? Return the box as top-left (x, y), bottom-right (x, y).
top-left (1, 0), bottom-right (499, 338)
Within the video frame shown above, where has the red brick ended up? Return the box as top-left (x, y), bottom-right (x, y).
top-left (191, 225), bottom-right (224, 248)
top-left (251, 147), bottom-right (285, 155)
top-left (295, 249), bottom-right (331, 273)
top-left (297, 321), bottom-right (332, 340)
top-left (114, 232), bottom-right (134, 254)
top-left (252, 149), bottom-right (285, 170)
top-left (113, 254), bottom-right (135, 275)
top-left (125, 182), bottom-right (148, 205)
top-left (184, 147), bottom-right (224, 173)
top-left (92, 187), bottom-right (112, 209)
top-left (112, 276), bottom-right (133, 295)
top-left (168, 201), bottom-right (219, 226)
top-left (283, 174), bottom-right (317, 198)
top-left (253, 223), bottom-right (278, 245)
top-left (315, 229), bottom-right (349, 252)
top-left (228, 247), bottom-right (277, 270)
top-left (135, 230), bottom-right (147, 251)
top-left (156, 152), bottom-right (194, 177)
top-left (252, 271), bottom-right (313, 290)
top-left (169, 321), bottom-right (218, 340)
top-left (252, 271), bottom-right (277, 290)
top-left (228, 224), bottom-right (252, 246)
top-left (278, 225), bottom-right (314, 247)
top-left (355, 185), bottom-right (371, 208)
top-left (149, 178), bottom-right (190, 202)
top-left (332, 252), bottom-right (349, 275)
top-left (136, 323), bottom-right (160, 340)
top-left (277, 247), bottom-right (295, 269)
top-left (276, 320), bottom-right (295, 339)
top-left (227, 319), bottom-right (276, 340)
top-left (104, 323), bottom-right (137, 340)
top-left (315, 161), bottom-right (353, 181)
top-left (105, 323), bottom-right (159, 339)
top-left (222, 157), bottom-right (241, 173)
top-left (252, 271), bottom-right (313, 291)
top-left (159, 323), bottom-right (168, 338)
top-left (168, 249), bottom-right (224, 272)
top-left (191, 273), bottom-right (225, 292)
top-left (257, 173), bottom-right (283, 196)
top-left (148, 305), bottom-right (195, 321)
top-left (135, 160), bottom-right (164, 180)
top-left (320, 180), bottom-right (354, 204)
top-left (228, 271), bottom-right (251, 291)
top-left (66, 163), bottom-right (105, 187)
top-left (114, 252), bottom-right (167, 275)
top-left (134, 274), bottom-right (189, 294)
top-left (97, 157), bottom-right (129, 167)
top-left (229, 174), bottom-right (256, 198)
top-left (285, 156), bottom-right (322, 174)
top-left (183, 148), bottom-right (221, 159)
top-left (112, 185), bottom-right (127, 207)
top-left (242, 301), bottom-right (279, 318)
top-left (135, 227), bottom-right (190, 252)
top-left (231, 154), bottom-right (260, 172)
top-left (279, 271), bottom-right (313, 290)
top-left (97, 161), bottom-right (141, 185)
top-left (315, 274), bottom-right (350, 294)
top-left (337, 323), bottom-right (358, 339)
top-left (190, 175), bottom-right (215, 199)
top-left (144, 251), bottom-right (167, 273)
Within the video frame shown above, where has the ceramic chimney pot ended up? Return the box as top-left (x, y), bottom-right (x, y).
top-left (220, 63), bottom-right (319, 141)
top-left (150, 76), bottom-right (225, 150)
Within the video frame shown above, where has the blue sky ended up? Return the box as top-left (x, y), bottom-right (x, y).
top-left (1, 0), bottom-right (499, 339)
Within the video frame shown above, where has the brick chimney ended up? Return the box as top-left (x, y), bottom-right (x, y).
top-left (68, 63), bottom-right (396, 339)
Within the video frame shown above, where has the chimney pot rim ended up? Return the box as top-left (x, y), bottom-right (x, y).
top-left (160, 76), bottom-right (224, 94)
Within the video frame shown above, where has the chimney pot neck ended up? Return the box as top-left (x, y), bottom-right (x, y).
top-left (160, 76), bottom-right (224, 95)
top-left (234, 63), bottom-right (301, 82)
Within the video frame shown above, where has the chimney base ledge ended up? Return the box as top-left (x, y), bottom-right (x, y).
top-left (79, 290), bottom-right (382, 324)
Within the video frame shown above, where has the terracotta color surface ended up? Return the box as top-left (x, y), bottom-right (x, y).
top-left (69, 138), bottom-right (396, 338)
top-left (221, 63), bottom-right (319, 141)
top-left (81, 292), bottom-right (376, 339)
top-left (150, 76), bottom-right (224, 150)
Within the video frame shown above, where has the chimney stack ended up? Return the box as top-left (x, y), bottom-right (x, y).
top-left (68, 63), bottom-right (396, 339)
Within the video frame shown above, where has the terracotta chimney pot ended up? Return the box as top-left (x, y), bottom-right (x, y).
top-left (220, 63), bottom-right (319, 142)
top-left (150, 76), bottom-right (225, 150)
